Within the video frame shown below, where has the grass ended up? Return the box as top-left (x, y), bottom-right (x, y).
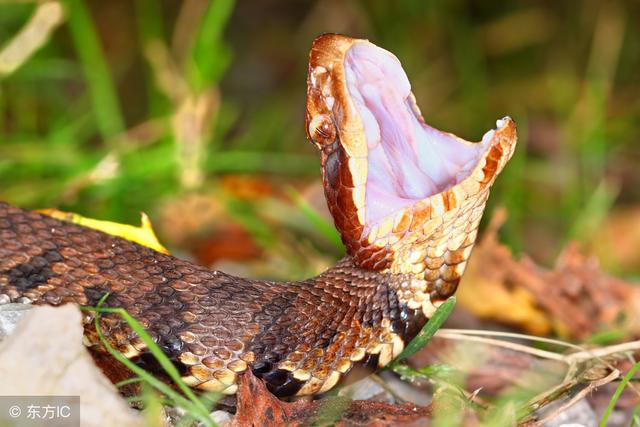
top-left (600, 361), bottom-right (640, 427)
top-left (133, 0), bottom-right (169, 117)
top-left (185, 0), bottom-right (235, 92)
top-left (62, 0), bottom-right (125, 141)
top-left (81, 293), bottom-right (219, 427)
top-left (386, 297), bottom-right (457, 371)
top-left (1, 1), bottom-right (636, 265)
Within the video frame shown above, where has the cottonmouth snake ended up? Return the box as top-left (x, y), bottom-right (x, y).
top-left (0, 34), bottom-right (516, 397)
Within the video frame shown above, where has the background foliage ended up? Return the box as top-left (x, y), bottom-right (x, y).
top-left (0, 0), bottom-right (639, 275)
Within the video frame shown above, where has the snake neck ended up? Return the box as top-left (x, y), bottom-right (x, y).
top-left (321, 256), bottom-right (432, 338)
top-left (322, 179), bottom-right (487, 321)
top-left (244, 256), bottom-right (431, 396)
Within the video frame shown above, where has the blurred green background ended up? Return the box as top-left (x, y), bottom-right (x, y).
top-left (0, 0), bottom-right (639, 275)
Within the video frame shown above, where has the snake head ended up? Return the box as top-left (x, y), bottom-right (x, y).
top-left (306, 34), bottom-right (517, 310)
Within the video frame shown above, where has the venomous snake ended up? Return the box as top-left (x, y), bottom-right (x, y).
top-left (0, 34), bottom-right (516, 397)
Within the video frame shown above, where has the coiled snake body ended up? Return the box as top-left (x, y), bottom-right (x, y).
top-left (0, 35), bottom-right (516, 397)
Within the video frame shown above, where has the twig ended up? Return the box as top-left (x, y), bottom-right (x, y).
top-left (0, 2), bottom-right (65, 76)
top-left (537, 369), bottom-right (620, 425)
top-left (436, 331), bottom-right (566, 362)
top-left (439, 329), bottom-right (585, 352)
top-left (566, 341), bottom-right (640, 363)
top-left (439, 329), bottom-right (640, 371)
top-left (436, 329), bottom-right (640, 400)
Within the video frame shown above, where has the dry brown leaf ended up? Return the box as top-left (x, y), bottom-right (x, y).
top-left (232, 370), bottom-right (433, 427)
top-left (458, 208), bottom-right (640, 339)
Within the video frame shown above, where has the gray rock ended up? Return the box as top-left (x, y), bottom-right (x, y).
top-left (379, 370), bottom-right (432, 406)
top-left (164, 405), bottom-right (233, 426)
top-left (337, 372), bottom-right (432, 406)
top-left (210, 410), bottom-right (233, 426)
top-left (0, 303), bottom-right (33, 341)
top-left (542, 398), bottom-right (597, 427)
top-left (0, 304), bottom-right (143, 427)
top-left (339, 376), bottom-right (395, 403)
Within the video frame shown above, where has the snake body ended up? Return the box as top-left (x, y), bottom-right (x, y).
top-left (0, 35), bottom-right (516, 397)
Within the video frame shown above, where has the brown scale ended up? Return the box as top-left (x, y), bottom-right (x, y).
top-left (0, 34), bottom-right (516, 398)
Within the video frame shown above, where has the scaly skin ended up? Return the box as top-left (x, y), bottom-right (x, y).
top-left (0, 34), bottom-right (516, 397)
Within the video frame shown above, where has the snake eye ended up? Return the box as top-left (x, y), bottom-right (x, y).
top-left (308, 114), bottom-right (336, 147)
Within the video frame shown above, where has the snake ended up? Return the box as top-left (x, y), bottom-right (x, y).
top-left (0, 34), bottom-right (516, 397)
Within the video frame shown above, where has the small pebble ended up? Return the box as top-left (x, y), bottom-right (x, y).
top-left (210, 410), bottom-right (233, 426)
top-left (339, 376), bottom-right (394, 403)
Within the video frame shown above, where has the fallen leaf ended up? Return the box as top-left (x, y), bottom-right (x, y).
top-left (40, 208), bottom-right (169, 254)
top-left (458, 208), bottom-right (640, 339)
top-left (232, 369), bottom-right (433, 427)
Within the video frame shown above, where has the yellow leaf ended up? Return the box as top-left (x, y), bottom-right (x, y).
top-left (39, 209), bottom-right (170, 255)
top-left (457, 276), bottom-right (552, 336)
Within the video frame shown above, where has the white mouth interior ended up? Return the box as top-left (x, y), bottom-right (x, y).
top-left (343, 42), bottom-right (495, 226)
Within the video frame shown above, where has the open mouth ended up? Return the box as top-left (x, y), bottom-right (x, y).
top-left (343, 42), bottom-right (498, 226)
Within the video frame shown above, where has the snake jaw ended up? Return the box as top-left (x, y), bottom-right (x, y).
top-left (306, 34), bottom-right (517, 306)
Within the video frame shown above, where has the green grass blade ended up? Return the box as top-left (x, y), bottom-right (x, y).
top-left (133, 0), bottom-right (170, 116)
top-left (385, 297), bottom-right (456, 370)
top-left (81, 294), bottom-right (218, 427)
top-left (600, 361), bottom-right (640, 427)
top-left (186, 0), bottom-right (235, 91)
top-left (115, 377), bottom-right (144, 388)
top-left (87, 299), bottom-right (212, 414)
top-left (62, 0), bottom-right (124, 140)
top-left (631, 404), bottom-right (640, 427)
top-left (89, 309), bottom-right (207, 420)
